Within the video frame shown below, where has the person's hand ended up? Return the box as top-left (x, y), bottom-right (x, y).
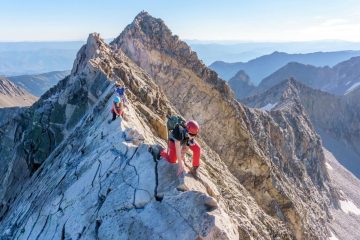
top-left (181, 146), bottom-right (188, 159)
top-left (177, 161), bottom-right (184, 176)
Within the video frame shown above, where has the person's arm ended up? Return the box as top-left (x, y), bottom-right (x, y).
top-left (175, 140), bottom-right (184, 176)
top-left (119, 102), bottom-right (125, 111)
top-left (181, 146), bottom-right (188, 159)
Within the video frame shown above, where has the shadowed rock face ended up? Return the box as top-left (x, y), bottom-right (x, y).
top-left (0, 77), bottom-right (38, 107)
top-left (0, 33), bottom-right (298, 240)
top-left (112, 11), bottom-right (335, 239)
top-left (243, 78), bottom-right (360, 179)
top-left (228, 70), bottom-right (256, 99)
top-left (0, 107), bottom-right (24, 126)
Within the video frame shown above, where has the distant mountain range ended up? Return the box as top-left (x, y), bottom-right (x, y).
top-left (0, 49), bottom-right (75, 76)
top-left (209, 50), bottom-right (360, 84)
top-left (187, 40), bottom-right (360, 65)
top-left (8, 70), bottom-right (70, 96)
top-left (254, 56), bottom-right (360, 96)
top-left (243, 79), bottom-right (360, 179)
top-left (0, 41), bottom-right (83, 76)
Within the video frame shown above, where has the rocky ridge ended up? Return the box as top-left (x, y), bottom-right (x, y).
top-left (112, 11), bottom-right (336, 239)
top-left (0, 33), bottom-right (299, 239)
top-left (243, 78), bottom-right (360, 179)
top-left (324, 148), bottom-right (360, 240)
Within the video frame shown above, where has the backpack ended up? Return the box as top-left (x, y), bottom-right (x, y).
top-left (166, 115), bottom-right (186, 132)
top-left (116, 87), bottom-right (125, 97)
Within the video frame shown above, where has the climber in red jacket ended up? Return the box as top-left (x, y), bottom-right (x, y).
top-left (160, 120), bottom-right (201, 177)
top-left (108, 96), bottom-right (125, 123)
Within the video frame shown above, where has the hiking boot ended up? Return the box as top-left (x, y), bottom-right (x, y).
top-left (148, 145), bottom-right (163, 160)
top-left (189, 166), bottom-right (199, 179)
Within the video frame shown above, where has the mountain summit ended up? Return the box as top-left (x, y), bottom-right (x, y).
top-left (112, 12), bottom-right (338, 239)
top-left (112, 11), bottom-right (233, 99)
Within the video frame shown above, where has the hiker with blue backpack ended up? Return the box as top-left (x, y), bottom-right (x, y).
top-left (150, 115), bottom-right (201, 177)
top-left (115, 81), bottom-right (127, 101)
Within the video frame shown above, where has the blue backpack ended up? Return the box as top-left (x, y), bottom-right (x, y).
top-left (116, 87), bottom-right (125, 96)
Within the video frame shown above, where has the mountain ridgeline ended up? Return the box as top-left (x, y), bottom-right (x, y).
top-left (243, 79), bottom-right (360, 179)
top-left (210, 50), bottom-right (360, 84)
top-left (0, 11), bottom-right (350, 240)
top-left (255, 56), bottom-right (360, 96)
top-left (8, 70), bottom-right (70, 96)
top-left (0, 77), bottom-right (37, 107)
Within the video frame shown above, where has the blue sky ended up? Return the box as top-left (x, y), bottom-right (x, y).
top-left (1, 0), bottom-right (360, 42)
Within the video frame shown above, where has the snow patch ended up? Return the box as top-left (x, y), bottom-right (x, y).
top-left (329, 230), bottom-right (339, 240)
top-left (260, 102), bottom-right (278, 111)
top-left (340, 199), bottom-right (360, 215)
top-left (345, 82), bottom-right (360, 94)
top-left (325, 162), bottom-right (333, 171)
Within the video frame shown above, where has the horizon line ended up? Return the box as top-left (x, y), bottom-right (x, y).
top-left (1, 38), bottom-right (360, 44)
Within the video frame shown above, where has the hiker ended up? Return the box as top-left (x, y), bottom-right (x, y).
top-left (160, 119), bottom-right (201, 177)
top-left (109, 96), bottom-right (125, 123)
top-left (115, 81), bottom-right (127, 103)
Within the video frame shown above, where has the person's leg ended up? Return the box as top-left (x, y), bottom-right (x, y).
top-left (160, 141), bottom-right (177, 163)
top-left (112, 111), bottom-right (117, 121)
top-left (119, 110), bottom-right (124, 118)
top-left (189, 142), bottom-right (201, 167)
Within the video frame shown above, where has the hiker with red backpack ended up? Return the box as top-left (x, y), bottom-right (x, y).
top-left (151, 116), bottom-right (201, 177)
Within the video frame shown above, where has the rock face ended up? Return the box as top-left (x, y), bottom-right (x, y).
top-left (228, 70), bottom-right (256, 99)
top-left (256, 57), bottom-right (360, 96)
top-left (0, 107), bottom-right (23, 126)
top-left (243, 78), bottom-right (360, 179)
top-left (8, 70), bottom-right (70, 97)
top-left (0, 33), bottom-right (296, 240)
top-left (0, 77), bottom-right (37, 107)
top-left (324, 148), bottom-right (360, 240)
top-left (113, 11), bottom-right (335, 239)
top-left (209, 50), bottom-right (360, 83)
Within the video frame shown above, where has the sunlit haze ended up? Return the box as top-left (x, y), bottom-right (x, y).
top-left (1, 0), bottom-right (360, 42)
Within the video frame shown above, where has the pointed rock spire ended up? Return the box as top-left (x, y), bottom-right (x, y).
top-left (71, 33), bottom-right (108, 75)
